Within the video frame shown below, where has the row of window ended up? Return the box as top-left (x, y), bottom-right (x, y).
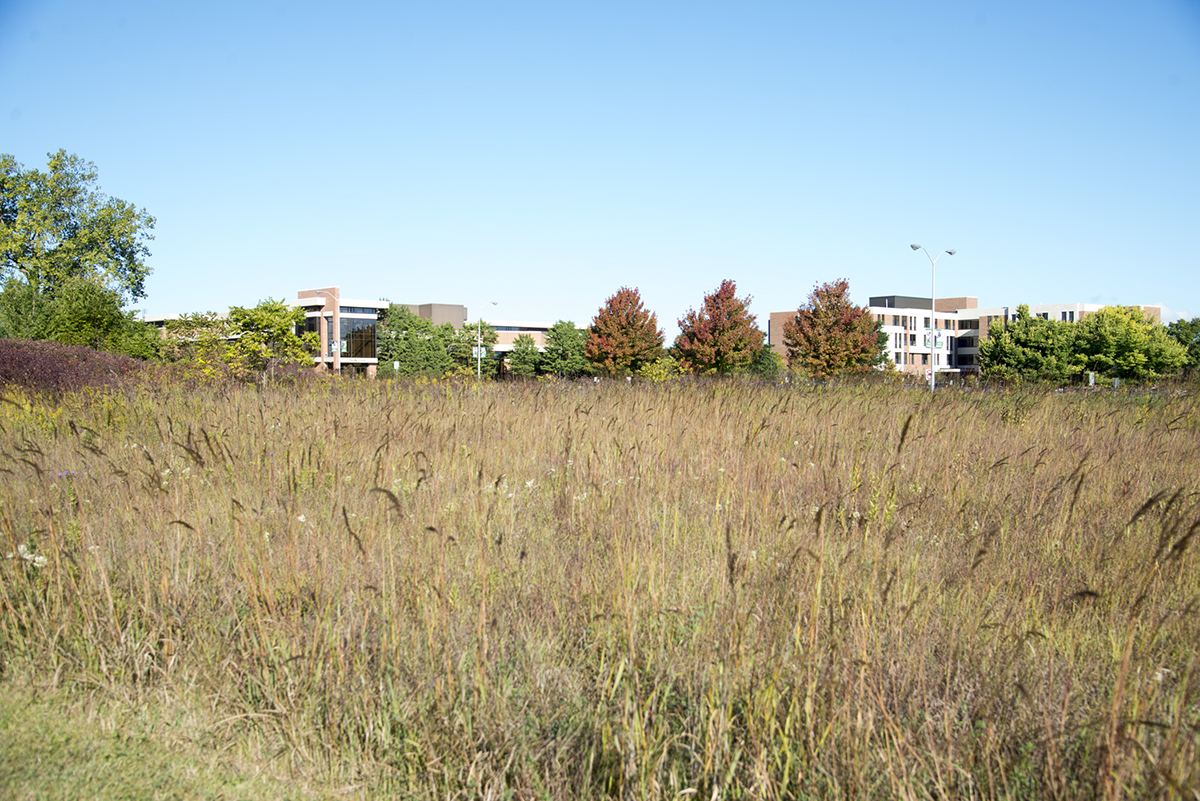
top-left (894, 352), bottom-right (939, 365)
top-left (877, 314), bottom-right (980, 331)
top-left (892, 352), bottom-right (978, 368)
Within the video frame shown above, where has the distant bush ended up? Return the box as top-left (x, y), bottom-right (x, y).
top-left (0, 338), bottom-right (143, 395)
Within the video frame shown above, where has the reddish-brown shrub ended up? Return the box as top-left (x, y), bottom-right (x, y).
top-left (0, 338), bottom-right (144, 395)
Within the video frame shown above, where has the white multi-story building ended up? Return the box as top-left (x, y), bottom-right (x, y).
top-left (769, 296), bottom-right (1164, 378)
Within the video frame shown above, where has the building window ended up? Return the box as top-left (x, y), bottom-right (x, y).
top-left (340, 318), bottom-right (377, 359)
top-left (922, 354), bottom-right (928, 365)
top-left (894, 352), bottom-right (901, 364)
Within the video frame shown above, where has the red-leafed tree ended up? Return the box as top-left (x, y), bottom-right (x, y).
top-left (782, 279), bottom-right (887, 379)
top-left (674, 279), bottom-right (763, 374)
top-left (585, 286), bottom-right (664, 376)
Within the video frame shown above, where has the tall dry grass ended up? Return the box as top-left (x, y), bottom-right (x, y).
top-left (1, 377), bottom-right (1198, 798)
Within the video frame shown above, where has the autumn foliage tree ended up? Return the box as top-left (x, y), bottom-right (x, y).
top-left (674, 279), bottom-right (762, 374)
top-left (585, 286), bottom-right (664, 376)
top-left (782, 279), bottom-right (886, 379)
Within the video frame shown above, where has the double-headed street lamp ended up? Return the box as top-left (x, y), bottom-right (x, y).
top-left (910, 245), bottom-right (955, 391)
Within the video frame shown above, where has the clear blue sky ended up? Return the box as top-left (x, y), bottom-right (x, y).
top-left (3, 0), bottom-right (1198, 332)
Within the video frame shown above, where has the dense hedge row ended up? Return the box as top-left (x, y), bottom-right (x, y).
top-left (0, 338), bottom-right (143, 394)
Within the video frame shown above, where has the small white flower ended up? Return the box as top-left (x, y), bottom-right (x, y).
top-left (264, 531), bottom-right (272, 543)
top-left (525, 479), bottom-right (535, 489)
top-left (14, 544), bottom-right (46, 568)
top-left (297, 514), bottom-right (307, 523)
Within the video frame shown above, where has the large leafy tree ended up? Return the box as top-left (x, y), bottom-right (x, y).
top-left (541, 320), bottom-right (592, 378)
top-left (1072, 306), bottom-right (1186, 382)
top-left (226, 299), bottom-right (315, 378)
top-left (1166, 317), bottom-right (1200, 376)
top-left (1, 150), bottom-right (155, 334)
top-left (508, 333), bottom-right (541, 378)
top-left (585, 286), bottom-right (664, 376)
top-left (376, 303), bottom-right (455, 378)
top-left (165, 299), bottom-right (315, 382)
top-left (782, 279), bottom-right (886, 378)
top-left (978, 305), bottom-right (1080, 383)
top-left (673, 279), bottom-right (762, 374)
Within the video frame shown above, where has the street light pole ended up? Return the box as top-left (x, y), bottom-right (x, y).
top-left (910, 245), bottom-right (956, 391)
top-left (476, 301), bottom-right (497, 379)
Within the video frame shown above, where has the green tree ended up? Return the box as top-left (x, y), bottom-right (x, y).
top-left (0, 274), bottom-right (159, 359)
top-left (585, 287), bottom-right (664, 376)
top-left (226, 299), bottom-right (315, 379)
top-left (1072, 306), bottom-right (1186, 382)
top-left (165, 299), bottom-right (315, 382)
top-left (673, 279), bottom-right (762, 374)
top-left (508, 333), bottom-right (541, 378)
top-left (1, 150), bottom-right (155, 334)
top-left (782, 279), bottom-right (886, 379)
top-left (748, 346), bottom-right (785, 380)
top-left (376, 304), bottom-right (455, 378)
top-left (541, 320), bottom-right (592, 378)
top-left (447, 320), bottom-right (499, 378)
top-left (978, 305), bottom-right (1080, 383)
top-left (1166, 317), bottom-right (1200, 376)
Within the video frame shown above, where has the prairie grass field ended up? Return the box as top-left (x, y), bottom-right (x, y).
top-left (1, 377), bottom-right (1198, 799)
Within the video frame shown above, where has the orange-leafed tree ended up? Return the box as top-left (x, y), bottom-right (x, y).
top-left (782, 279), bottom-right (887, 378)
top-left (674, 279), bottom-right (763, 374)
top-left (585, 286), bottom-right (664, 376)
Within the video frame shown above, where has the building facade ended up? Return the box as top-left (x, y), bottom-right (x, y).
top-left (290, 287), bottom-right (389, 376)
top-left (770, 296), bottom-right (1165, 378)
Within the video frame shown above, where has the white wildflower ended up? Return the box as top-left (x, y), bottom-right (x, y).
top-left (12, 544), bottom-right (47, 568)
top-left (297, 514), bottom-right (307, 523)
